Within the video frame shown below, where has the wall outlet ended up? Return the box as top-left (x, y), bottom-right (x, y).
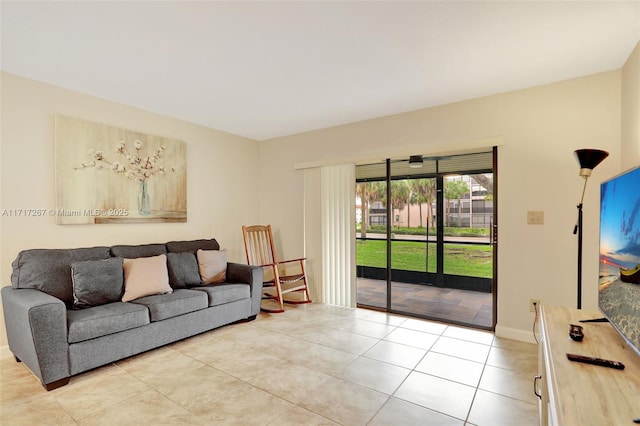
top-left (529, 298), bottom-right (541, 312)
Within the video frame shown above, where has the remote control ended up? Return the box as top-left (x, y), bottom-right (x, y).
top-left (566, 353), bottom-right (625, 370)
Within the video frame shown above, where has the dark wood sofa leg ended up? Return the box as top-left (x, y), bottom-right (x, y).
top-left (14, 356), bottom-right (21, 363)
top-left (43, 377), bottom-right (70, 391)
top-left (234, 315), bottom-right (257, 324)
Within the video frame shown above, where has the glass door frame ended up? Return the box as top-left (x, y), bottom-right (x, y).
top-left (356, 147), bottom-right (498, 330)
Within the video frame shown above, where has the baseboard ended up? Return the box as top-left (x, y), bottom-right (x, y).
top-left (495, 324), bottom-right (538, 344)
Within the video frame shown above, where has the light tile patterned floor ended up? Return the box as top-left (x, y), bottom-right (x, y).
top-left (0, 303), bottom-right (539, 425)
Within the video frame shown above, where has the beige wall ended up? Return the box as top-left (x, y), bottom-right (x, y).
top-left (259, 71), bottom-right (623, 342)
top-left (622, 41), bottom-right (640, 168)
top-left (0, 72), bottom-right (261, 345)
top-left (1, 44), bottom-right (637, 347)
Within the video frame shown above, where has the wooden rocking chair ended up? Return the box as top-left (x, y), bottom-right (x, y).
top-left (242, 225), bottom-right (312, 313)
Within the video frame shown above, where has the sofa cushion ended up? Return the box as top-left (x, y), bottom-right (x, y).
top-left (67, 302), bottom-right (150, 343)
top-left (122, 254), bottom-right (173, 302)
top-left (197, 249), bottom-right (227, 284)
top-left (11, 246), bottom-right (112, 305)
top-left (129, 289), bottom-right (208, 321)
top-left (166, 252), bottom-right (201, 289)
top-left (191, 284), bottom-right (250, 307)
top-left (111, 243), bottom-right (167, 259)
top-left (166, 239), bottom-right (220, 254)
top-left (71, 257), bottom-right (124, 309)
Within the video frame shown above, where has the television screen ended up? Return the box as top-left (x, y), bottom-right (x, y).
top-left (599, 165), bottom-right (640, 356)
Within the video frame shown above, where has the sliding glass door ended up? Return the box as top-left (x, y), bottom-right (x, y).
top-left (356, 180), bottom-right (387, 309)
top-left (355, 150), bottom-right (497, 330)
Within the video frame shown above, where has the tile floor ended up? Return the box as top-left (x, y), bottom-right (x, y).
top-left (0, 303), bottom-right (539, 425)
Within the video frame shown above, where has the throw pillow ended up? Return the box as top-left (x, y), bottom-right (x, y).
top-left (122, 254), bottom-right (172, 302)
top-left (197, 249), bottom-right (227, 284)
top-left (166, 252), bottom-right (201, 288)
top-left (71, 257), bottom-right (124, 309)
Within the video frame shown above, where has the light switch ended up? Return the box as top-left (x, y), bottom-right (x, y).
top-left (527, 211), bottom-right (544, 225)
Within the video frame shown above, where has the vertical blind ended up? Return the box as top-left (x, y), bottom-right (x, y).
top-left (304, 163), bottom-right (356, 307)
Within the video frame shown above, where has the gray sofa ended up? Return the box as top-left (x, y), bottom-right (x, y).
top-left (1, 238), bottom-right (263, 391)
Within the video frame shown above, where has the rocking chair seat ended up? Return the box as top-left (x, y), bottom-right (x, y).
top-left (278, 273), bottom-right (305, 284)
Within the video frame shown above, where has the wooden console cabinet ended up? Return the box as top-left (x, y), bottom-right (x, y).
top-left (537, 305), bottom-right (640, 425)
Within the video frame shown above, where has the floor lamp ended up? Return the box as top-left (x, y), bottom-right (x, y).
top-left (573, 149), bottom-right (609, 309)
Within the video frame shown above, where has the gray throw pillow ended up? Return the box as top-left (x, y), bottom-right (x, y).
top-left (11, 246), bottom-right (111, 305)
top-left (166, 252), bottom-right (201, 288)
top-left (71, 257), bottom-right (124, 309)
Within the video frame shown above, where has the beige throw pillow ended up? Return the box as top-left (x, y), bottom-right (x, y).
top-left (197, 249), bottom-right (227, 284)
top-left (122, 254), bottom-right (172, 302)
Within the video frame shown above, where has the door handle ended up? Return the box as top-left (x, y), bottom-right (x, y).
top-left (533, 375), bottom-right (542, 399)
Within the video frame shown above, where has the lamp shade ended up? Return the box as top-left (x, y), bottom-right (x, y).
top-left (574, 149), bottom-right (609, 177)
top-left (409, 155), bottom-right (423, 168)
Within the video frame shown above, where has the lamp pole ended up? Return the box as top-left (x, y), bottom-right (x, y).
top-left (572, 149), bottom-right (609, 310)
top-left (575, 202), bottom-right (584, 309)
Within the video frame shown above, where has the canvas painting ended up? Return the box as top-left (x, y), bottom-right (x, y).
top-left (55, 116), bottom-right (187, 224)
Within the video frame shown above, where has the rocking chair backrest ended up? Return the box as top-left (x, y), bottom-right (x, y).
top-left (242, 225), bottom-right (276, 266)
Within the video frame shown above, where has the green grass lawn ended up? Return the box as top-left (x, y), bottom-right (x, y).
top-left (356, 239), bottom-right (493, 278)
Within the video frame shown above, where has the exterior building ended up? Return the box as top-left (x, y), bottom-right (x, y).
top-left (356, 175), bottom-right (493, 229)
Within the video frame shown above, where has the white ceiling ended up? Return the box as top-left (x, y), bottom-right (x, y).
top-left (1, 1), bottom-right (639, 141)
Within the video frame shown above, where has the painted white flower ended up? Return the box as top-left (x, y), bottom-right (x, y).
top-left (76, 139), bottom-right (175, 182)
top-left (116, 141), bottom-right (126, 154)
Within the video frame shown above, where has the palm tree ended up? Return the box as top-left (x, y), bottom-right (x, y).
top-left (444, 179), bottom-right (469, 227)
top-left (410, 180), bottom-right (426, 228)
top-left (356, 181), bottom-right (385, 238)
top-left (407, 189), bottom-right (417, 228)
top-left (390, 180), bottom-right (409, 229)
top-left (411, 179), bottom-right (436, 228)
top-left (356, 182), bottom-right (370, 239)
top-left (425, 179), bottom-right (436, 228)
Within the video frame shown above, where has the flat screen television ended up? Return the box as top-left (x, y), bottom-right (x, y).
top-left (598, 165), bottom-right (640, 357)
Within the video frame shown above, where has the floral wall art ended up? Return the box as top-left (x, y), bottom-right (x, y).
top-left (55, 116), bottom-right (187, 224)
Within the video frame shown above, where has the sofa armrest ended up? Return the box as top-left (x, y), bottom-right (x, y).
top-left (1, 286), bottom-right (70, 388)
top-left (226, 263), bottom-right (263, 316)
